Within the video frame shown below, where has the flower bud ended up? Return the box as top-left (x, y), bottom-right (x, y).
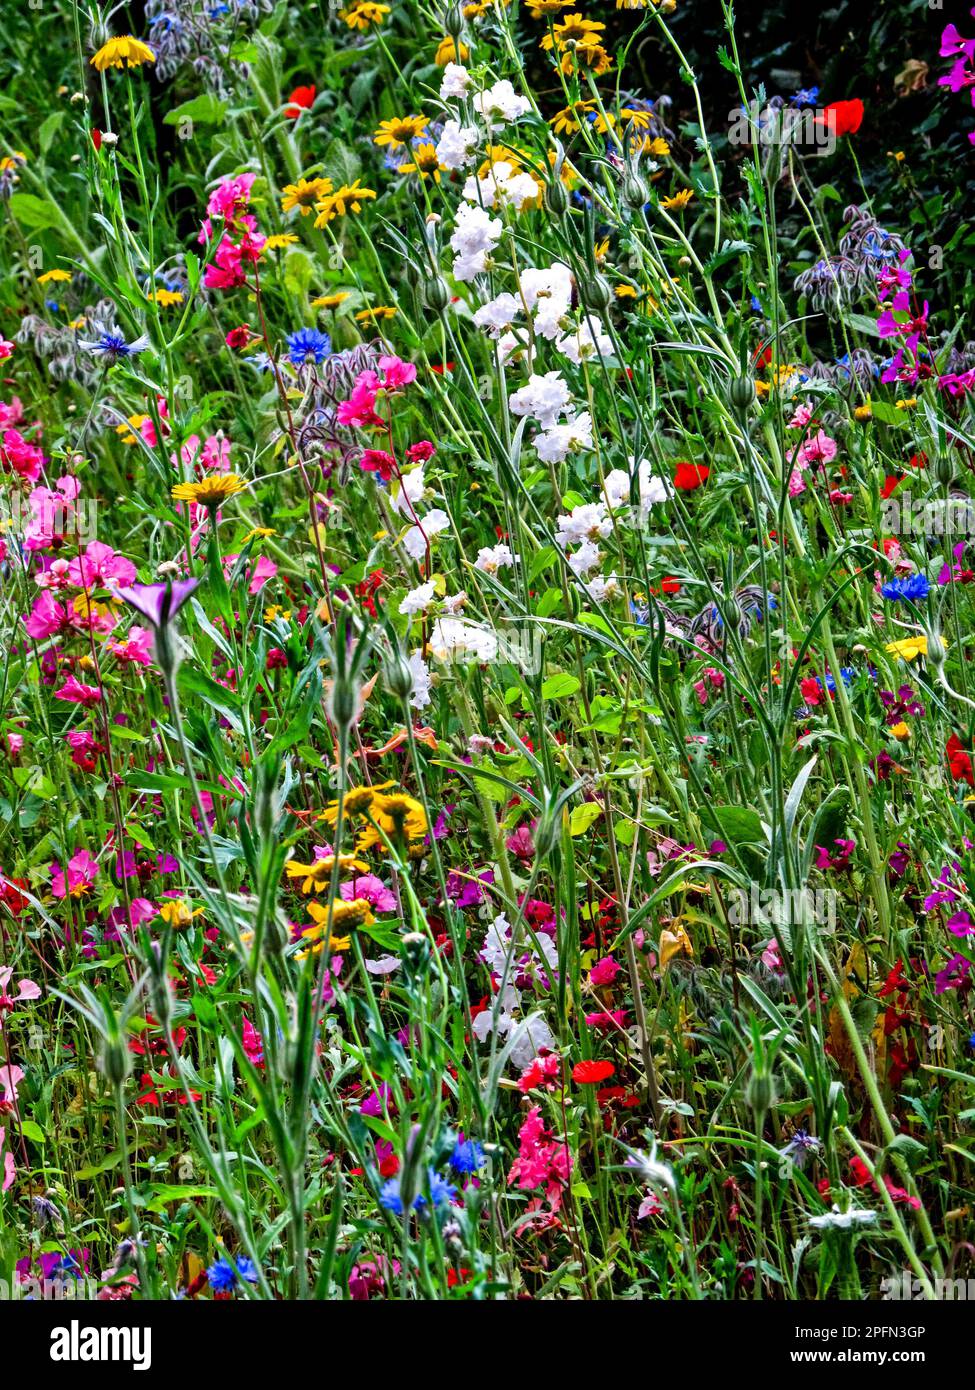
top-left (544, 178), bottom-right (569, 216)
top-left (384, 648), bottom-right (415, 701)
top-left (622, 173), bottom-right (649, 209)
top-left (579, 273), bottom-right (612, 313)
top-left (99, 1036), bottom-right (132, 1089)
top-left (728, 375), bottom-right (756, 411)
top-left (423, 276), bottom-right (451, 313)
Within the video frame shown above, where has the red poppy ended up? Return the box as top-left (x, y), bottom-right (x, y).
top-left (880, 475), bottom-right (903, 500)
top-left (284, 84), bottom-right (316, 119)
top-left (91, 128), bottom-right (102, 152)
top-left (752, 344), bottom-right (772, 370)
top-left (947, 733), bottom-right (974, 787)
top-left (816, 99), bottom-right (864, 139)
top-left (661, 575), bottom-right (681, 595)
top-left (572, 1059), bottom-right (616, 1084)
top-left (673, 461), bottom-right (709, 491)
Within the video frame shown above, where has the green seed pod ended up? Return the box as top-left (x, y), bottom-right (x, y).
top-left (444, 3), bottom-right (464, 39)
top-left (728, 374), bottom-right (756, 411)
top-left (423, 276), bottom-right (451, 313)
top-left (99, 1036), bottom-right (132, 1089)
top-left (622, 173), bottom-right (649, 210)
top-left (544, 178), bottom-right (569, 217)
top-left (745, 1068), bottom-right (776, 1116)
top-left (579, 274), bottom-right (612, 313)
top-left (932, 451), bottom-right (956, 488)
top-left (384, 648), bottom-right (415, 701)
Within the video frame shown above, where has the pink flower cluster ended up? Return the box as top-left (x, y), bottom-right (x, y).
top-left (200, 174), bottom-right (266, 291)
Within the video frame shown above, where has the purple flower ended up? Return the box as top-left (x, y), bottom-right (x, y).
top-left (116, 578), bottom-right (200, 629)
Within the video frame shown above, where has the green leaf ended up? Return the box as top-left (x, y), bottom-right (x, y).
top-left (163, 94), bottom-right (227, 127)
top-left (8, 192), bottom-right (62, 231)
top-left (541, 673), bottom-right (581, 700)
top-left (569, 802), bottom-right (603, 836)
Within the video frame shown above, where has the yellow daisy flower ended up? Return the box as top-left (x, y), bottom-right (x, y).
top-left (319, 781), bottom-right (395, 826)
top-left (374, 116), bottom-right (428, 149)
top-left (148, 288), bottom-right (184, 306)
top-left (339, 2), bottom-right (390, 30)
top-left (264, 233), bottom-right (300, 251)
top-left (284, 853), bottom-right (370, 895)
top-left (311, 292), bottom-right (351, 311)
top-left (435, 35), bottom-right (469, 64)
top-left (549, 100), bottom-right (596, 135)
top-left (171, 473), bottom-right (247, 507)
top-left (885, 635), bottom-right (945, 662)
top-left (313, 181), bottom-right (377, 226)
top-left (91, 36), bottom-right (156, 71)
top-left (355, 305), bottom-right (398, 324)
top-left (158, 899), bottom-right (205, 927)
top-left (37, 269), bottom-right (73, 285)
top-left (281, 177), bottom-right (333, 216)
top-left (398, 143), bottom-right (445, 182)
top-left (297, 899), bottom-right (375, 957)
top-left (662, 188), bottom-right (694, 211)
top-left (369, 790), bottom-right (428, 841)
top-left (541, 13), bottom-right (605, 50)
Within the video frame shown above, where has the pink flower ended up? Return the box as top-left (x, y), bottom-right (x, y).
top-left (23, 592), bottom-right (68, 641)
top-left (0, 1063), bottom-right (25, 1103)
top-left (0, 339), bottom-right (14, 360)
top-left (0, 1127), bottom-right (14, 1191)
top-left (53, 676), bottom-right (102, 707)
top-left (377, 354), bottom-right (416, 390)
top-left (107, 625), bottom-right (153, 666)
top-left (67, 541), bottom-right (137, 591)
top-left (507, 1104), bottom-right (572, 1212)
top-left (589, 955), bottom-right (621, 987)
top-left (339, 874), bottom-right (397, 912)
top-left (1, 428), bottom-right (45, 484)
top-left (0, 967), bottom-right (41, 1013)
top-left (51, 849), bottom-right (99, 899)
top-left (222, 553), bottom-right (278, 594)
top-left (337, 374), bottom-right (381, 429)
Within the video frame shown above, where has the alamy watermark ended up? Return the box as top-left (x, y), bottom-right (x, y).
top-left (727, 884), bottom-right (837, 933)
top-left (882, 491), bottom-right (975, 537)
top-left (728, 102), bottom-right (836, 157)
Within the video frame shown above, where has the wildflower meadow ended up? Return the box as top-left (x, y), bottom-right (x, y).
top-left (1, 0), bottom-right (975, 1331)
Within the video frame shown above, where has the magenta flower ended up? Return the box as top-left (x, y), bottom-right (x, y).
top-left (51, 849), bottom-right (99, 900)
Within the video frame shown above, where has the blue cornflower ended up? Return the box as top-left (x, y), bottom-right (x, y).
top-left (287, 327), bottom-right (331, 367)
top-left (881, 574), bottom-right (930, 602)
top-left (791, 87), bottom-right (819, 107)
top-left (45, 299), bottom-right (60, 313)
top-left (969, 1032), bottom-right (975, 1051)
top-left (427, 1169), bottom-right (457, 1207)
top-left (206, 1256), bottom-right (238, 1293)
top-left (79, 323), bottom-right (151, 363)
top-left (235, 1256), bottom-right (259, 1285)
top-left (450, 1138), bottom-right (485, 1174)
top-left (749, 294), bottom-right (763, 314)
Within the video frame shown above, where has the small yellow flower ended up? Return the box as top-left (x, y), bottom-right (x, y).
top-left (374, 116), bottom-right (428, 149)
top-left (895, 396), bottom-right (918, 411)
top-left (662, 188), bottom-right (694, 211)
top-left (266, 605), bottom-right (292, 622)
top-left (435, 35), bottom-right (469, 65)
top-left (527, 0), bottom-right (573, 14)
top-left (560, 36), bottom-right (612, 76)
top-left (281, 177), bottom-right (333, 216)
top-left (171, 473), bottom-right (247, 507)
top-left (854, 399), bottom-right (873, 422)
top-left (355, 305), bottom-right (398, 324)
top-left (242, 526), bottom-right (276, 543)
top-left (369, 790), bottom-right (428, 841)
top-left (549, 100), bottom-right (596, 135)
top-left (297, 898), bottom-right (375, 956)
top-left (311, 292), bottom-right (351, 311)
top-left (263, 233), bottom-right (299, 251)
top-left (614, 283), bottom-right (638, 299)
top-left (148, 288), bottom-right (184, 307)
top-left (889, 722), bottom-right (910, 741)
top-left (339, 2), bottom-right (390, 30)
top-left (398, 143), bottom-right (445, 182)
top-left (116, 413), bottom-right (150, 445)
top-left (313, 181), bottom-right (377, 226)
top-left (158, 899), bottom-right (205, 927)
top-left (885, 635), bottom-right (945, 662)
top-left (284, 853), bottom-right (370, 895)
top-left (37, 269), bottom-right (73, 285)
top-left (659, 921), bottom-right (693, 970)
top-left (320, 781), bottom-right (395, 826)
top-left (541, 13), bottom-right (605, 50)
top-left (91, 36), bottom-right (156, 71)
